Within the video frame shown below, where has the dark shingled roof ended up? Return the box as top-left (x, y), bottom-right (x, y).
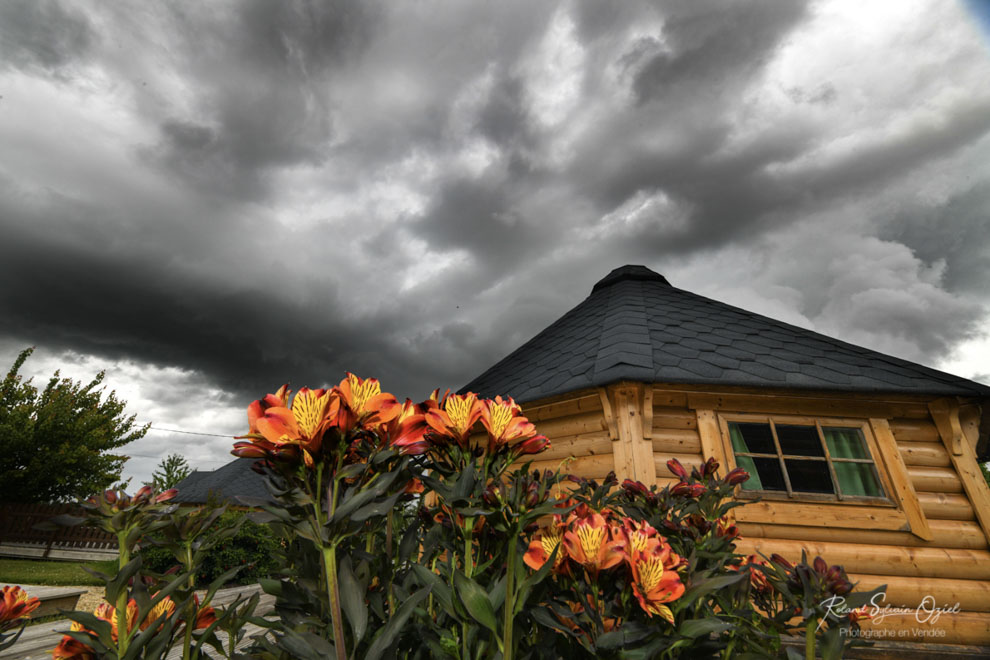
top-left (172, 459), bottom-right (272, 505)
top-left (461, 265), bottom-right (990, 403)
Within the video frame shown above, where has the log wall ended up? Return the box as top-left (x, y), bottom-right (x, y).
top-left (520, 383), bottom-right (990, 647)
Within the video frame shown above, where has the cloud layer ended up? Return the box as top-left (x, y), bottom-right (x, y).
top-left (2, 0), bottom-right (989, 482)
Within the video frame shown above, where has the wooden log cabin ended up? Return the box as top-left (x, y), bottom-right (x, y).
top-left (461, 265), bottom-right (990, 655)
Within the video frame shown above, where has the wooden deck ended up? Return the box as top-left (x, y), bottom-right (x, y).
top-left (0, 585), bottom-right (275, 659)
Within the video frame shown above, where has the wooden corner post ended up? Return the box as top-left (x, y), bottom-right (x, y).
top-left (930, 398), bottom-right (990, 545)
top-left (599, 383), bottom-right (656, 485)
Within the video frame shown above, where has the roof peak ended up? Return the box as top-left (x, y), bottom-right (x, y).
top-left (592, 265), bottom-right (670, 292)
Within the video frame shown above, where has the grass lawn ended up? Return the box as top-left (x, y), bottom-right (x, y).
top-left (0, 557), bottom-right (118, 586)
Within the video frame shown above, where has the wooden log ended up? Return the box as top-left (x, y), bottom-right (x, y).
top-left (612, 383), bottom-right (656, 485)
top-left (909, 466), bottom-right (964, 494)
top-left (524, 393), bottom-right (601, 423)
top-left (847, 573), bottom-right (990, 613)
top-left (654, 452), bottom-right (704, 478)
top-left (536, 431), bottom-right (611, 461)
top-left (682, 391), bottom-right (931, 420)
top-left (651, 407), bottom-right (697, 430)
top-left (735, 537), bottom-right (990, 580)
top-left (941, 404), bottom-right (990, 546)
top-left (650, 429), bottom-right (702, 455)
top-left (890, 418), bottom-right (940, 443)
top-left (530, 454), bottom-right (614, 479)
top-left (534, 411), bottom-right (608, 438)
top-left (919, 492), bottom-right (976, 521)
top-left (899, 442), bottom-right (952, 468)
top-left (737, 519), bottom-right (988, 550)
top-left (733, 500), bottom-right (908, 531)
top-left (648, 388), bottom-right (689, 409)
top-left (857, 610), bottom-right (990, 646)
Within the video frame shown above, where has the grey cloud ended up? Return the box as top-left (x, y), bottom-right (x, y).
top-left (0, 0), bottom-right (93, 76)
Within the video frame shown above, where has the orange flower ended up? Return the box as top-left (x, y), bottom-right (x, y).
top-left (616, 519), bottom-right (662, 556)
top-left (0, 586), bottom-right (40, 629)
top-left (524, 524), bottom-right (565, 571)
top-left (626, 542), bottom-right (685, 623)
top-left (424, 392), bottom-right (483, 448)
top-left (246, 385), bottom-right (290, 432)
top-left (386, 399), bottom-right (430, 455)
top-left (480, 396), bottom-right (537, 451)
top-left (51, 621), bottom-right (97, 659)
top-left (336, 373), bottom-right (401, 429)
top-left (238, 387), bottom-right (340, 467)
top-left (562, 511), bottom-right (623, 572)
top-left (733, 555), bottom-right (772, 596)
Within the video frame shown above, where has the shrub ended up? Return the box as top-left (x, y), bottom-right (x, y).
top-left (141, 512), bottom-right (281, 586)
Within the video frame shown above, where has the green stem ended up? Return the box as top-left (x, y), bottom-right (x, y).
top-left (115, 531), bottom-right (131, 657)
top-left (502, 533), bottom-right (518, 660)
top-left (182, 541), bottom-right (195, 660)
top-left (805, 618), bottom-right (816, 659)
top-left (386, 510), bottom-right (396, 615)
top-left (462, 517), bottom-right (474, 660)
top-left (322, 545), bottom-right (348, 660)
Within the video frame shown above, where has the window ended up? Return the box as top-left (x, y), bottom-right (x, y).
top-left (725, 416), bottom-right (889, 504)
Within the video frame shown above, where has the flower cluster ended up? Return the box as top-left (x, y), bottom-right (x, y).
top-left (0, 586), bottom-right (39, 632)
top-left (524, 503), bottom-right (686, 623)
top-left (52, 595), bottom-right (216, 659)
top-left (233, 378), bottom-right (549, 469)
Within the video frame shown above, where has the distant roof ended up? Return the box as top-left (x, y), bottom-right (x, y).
top-left (461, 265), bottom-right (990, 403)
top-left (172, 459), bottom-right (271, 505)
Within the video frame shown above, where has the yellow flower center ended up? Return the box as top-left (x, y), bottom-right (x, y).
top-left (629, 529), bottom-right (650, 553)
top-left (445, 395), bottom-right (476, 433)
top-left (541, 527), bottom-right (562, 560)
top-left (293, 390), bottom-right (328, 438)
top-left (577, 523), bottom-right (605, 561)
top-left (637, 556), bottom-right (665, 592)
top-left (348, 375), bottom-right (381, 413)
top-left (488, 403), bottom-right (513, 438)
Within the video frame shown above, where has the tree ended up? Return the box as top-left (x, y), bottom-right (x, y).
top-left (149, 453), bottom-right (191, 491)
top-left (0, 348), bottom-right (148, 503)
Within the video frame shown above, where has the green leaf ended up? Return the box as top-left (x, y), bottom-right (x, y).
top-left (364, 585), bottom-right (431, 660)
top-left (338, 556), bottom-right (369, 644)
top-left (676, 570), bottom-right (748, 610)
top-left (106, 555), bottom-right (142, 603)
top-left (258, 577), bottom-right (283, 597)
top-left (678, 616), bottom-right (732, 639)
top-left (350, 491), bottom-right (404, 522)
top-left (410, 564), bottom-right (454, 616)
top-left (453, 570), bottom-right (498, 635)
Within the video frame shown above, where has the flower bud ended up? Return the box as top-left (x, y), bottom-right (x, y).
top-left (667, 458), bottom-right (688, 479)
top-left (770, 554), bottom-right (793, 570)
top-left (135, 485), bottom-right (152, 502)
top-left (104, 490), bottom-right (118, 505)
top-left (813, 556), bottom-right (828, 575)
top-left (725, 467), bottom-right (750, 485)
top-left (622, 479), bottom-right (649, 497)
top-left (688, 484), bottom-right (706, 498)
top-left (515, 434), bottom-right (549, 455)
top-left (671, 481), bottom-right (691, 496)
top-left (156, 489), bottom-right (178, 503)
top-left (703, 457), bottom-right (719, 478)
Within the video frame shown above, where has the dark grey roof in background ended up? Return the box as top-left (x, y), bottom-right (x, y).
top-left (461, 265), bottom-right (990, 403)
top-left (172, 458), bottom-right (272, 504)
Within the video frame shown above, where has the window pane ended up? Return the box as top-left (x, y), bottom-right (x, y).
top-left (745, 457), bottom-right (787, 492)
top-left (730, 422), bottom-right (775, 454)
top-left (784, 459), bottom-right (834, 494)
top-left (775, 424), bottom-right (824, 457)
top-left (824, 427), bottom-right (870, 459)
top-left (834, 462), bottom-right (885, 497)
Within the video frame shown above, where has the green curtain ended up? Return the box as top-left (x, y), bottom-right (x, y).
top-left (729, 423), bottom-right (763, 491)
top-left (823, 428), bottom-right (883, 497)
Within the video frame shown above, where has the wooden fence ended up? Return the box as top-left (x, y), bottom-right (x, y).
top-left (0, 503), bottom-right (116, 558)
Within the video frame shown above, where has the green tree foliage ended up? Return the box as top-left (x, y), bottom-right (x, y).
top-left (150, 452), bottom-right (191, 491)
top-left (0, 348), bottom-right (147, 503)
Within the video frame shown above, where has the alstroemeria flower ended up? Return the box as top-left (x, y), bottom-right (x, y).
top-left (626, 542), bottom-right (685, 623)
top-left (562, 511), bottom-right (623, 572)
top-left (52, 621), bottom-right (98, 659)
top-left (734, 555), bottom-right (772, 596)
top-left (424, 392), bottom-right (483, 448)
top-left (250, 387), bottom-right (339, 466)
top-left (480, 395), bottom-right (540, 452)
top-left (336, 373), bottom-right (400, 430)
top-left (616, 519), bottom-right (661, 556)
top-left (0, 586), bottom-right (39, 630)
top-left (246, 385), bottom-right (290, 432)
top-left (524, 524), bottom-right (565, 572)
top-left (386, 399), bottom-right (430, 455)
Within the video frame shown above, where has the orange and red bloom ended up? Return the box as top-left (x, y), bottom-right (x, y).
top-left (0, 586), bottom-right (39, 631)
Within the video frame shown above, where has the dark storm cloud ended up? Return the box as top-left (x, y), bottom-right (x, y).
top-left (1, 0), bottom-right (989, 448)
top-left (0, 0), bottom-right (93, 76)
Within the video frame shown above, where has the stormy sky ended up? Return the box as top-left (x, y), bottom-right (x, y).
top-left (2, 0), bottom-right (990, 485)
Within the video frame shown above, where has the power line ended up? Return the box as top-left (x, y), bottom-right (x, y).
top-left (147, 426), bottom-right (234, 439)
